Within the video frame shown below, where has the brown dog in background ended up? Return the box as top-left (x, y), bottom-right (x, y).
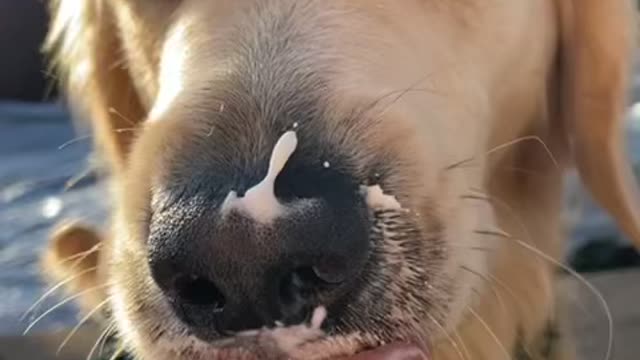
top-left (42, 0), bottom-right (640, 359)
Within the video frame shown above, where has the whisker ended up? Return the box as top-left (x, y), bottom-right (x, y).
top-left (57, 107), bottom-right (140, 155)
top-left (21, 266), bottom-right (98, 321)
top-left (460, 193), bottom-right (489, 202)
top-left (475, 228), bottom-right (511, 238)
top-left (445, 135), bottom-right (559, 171)
top-left (108, 107), bottom-right (137, 127)
top-left (486, 273), bottom-right (529, 318)
top-left (445, 157), bottom-right (475, 171)
top-left (355, 74), bottom-right (440, 122)
top-left (467, 284), bottom-right (526, 358)
top-left (452, 329), bottom-right (472, 360)
top-left (57, 297), bottom-right (111, 355)
top-left (449, 245), bottom-right (494, 252)
top-left (465, 188), bottom-right (603, 358)
top-left (447, 243), bottom-right (495, 252)
top-left (23, 284), bottom-right (110, 335)
top-left (461, 266), bottom-right (507, 312)
top-left (485, 136), bottom-right (559, 168)
top-left (64, 242), bottom-right (102, 271)
top-left (98, 322), bottom-right (118, 358)
top-left (86, 321), bottom-right (116, 360)
top-left (425, 312), bottom-right (469, 360)
top-left (462, 188), bottom-right (535, 250)
top-left (372, 86), bottom-right (442, 121)
top-left (58, 123), bottom-right (138, 151)
top-left (467, 306), bottom-right (512, 360)
top-left (475, 229), bottom-right (614, 360)
top-left (53, 242), bottom-right (101, 269)
top-left (107, 55), bottom-right (129, 72)
top-left (58, 135), bottom-right (93, 150)
top-left (64, 166), bottom-right (96, 191)
top-left (108, 346), bottom-right (127, 360)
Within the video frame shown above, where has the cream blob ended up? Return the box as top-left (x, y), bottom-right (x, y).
top-left (234, 306), bottom-right (327, 345)
top-left (363, 185), bottom-right (403, 210)
top-left (265, 306), bottom-right (327, 353)
top-left (221, 131), bottom-right (298, 223)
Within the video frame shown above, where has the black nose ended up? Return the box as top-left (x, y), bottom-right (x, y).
top-left (147, 167), bottom-right (370, 338)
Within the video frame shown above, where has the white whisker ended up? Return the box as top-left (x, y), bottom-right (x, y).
top-left (426, 312), bottom-right (469, 360)
top-left (57, 297), bottom-right (111, 355)
top-left (58, 135), bottom-right (93, 150)
top-left (23, 284), bottom-right (110, 335)
top-left (108, 107), bottom-right (137, 127)
top-left (87, 321), bottom-right (117, 360)
top-left (64, 167), bottom-right (96, 191)
top-left (99, 322), bottom-right (118, 358)
top-left (22, 266), bottom-right (98, 321)
top-left (60, 242), bottom-right (102, 268)
top-left (468, 306), bottom-right (512, 360)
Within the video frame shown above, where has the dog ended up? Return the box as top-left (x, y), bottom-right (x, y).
top-left (41, 0), bottom-right (640, 359)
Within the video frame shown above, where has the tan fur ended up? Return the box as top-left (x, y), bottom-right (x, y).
top-left (43, 1), bottom-right (640, 359)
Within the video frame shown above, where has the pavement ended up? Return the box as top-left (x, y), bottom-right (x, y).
top-left (568, 269), bottom-right (640, 360)
top-left (1, 269), bottom-right (638, 360)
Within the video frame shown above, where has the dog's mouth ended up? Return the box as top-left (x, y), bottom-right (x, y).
top-left (102, 313), bottom-right (429, 360)
top-left (203, 340), bottom-right (428, 360)
top-left (192, 304), bottom-right (429, 360)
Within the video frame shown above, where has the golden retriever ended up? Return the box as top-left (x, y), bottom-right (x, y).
top-left (41, 0), bottom-right (640, 359)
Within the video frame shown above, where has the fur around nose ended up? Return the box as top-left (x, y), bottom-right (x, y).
top-left (146, 155), bottom-right (371, 338)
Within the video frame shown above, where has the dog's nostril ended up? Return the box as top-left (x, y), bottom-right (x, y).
top-left (280, 267), bottom-right (321, 303)
top-left (312, 264), bottom-right (348, 284)
top-left (174, 274), bottom-right (226, 310)
top-left (279, 265), bottom-right (344, 303)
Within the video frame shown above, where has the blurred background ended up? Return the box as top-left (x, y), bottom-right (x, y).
top-left (1, 1), bottom-right (640, 359)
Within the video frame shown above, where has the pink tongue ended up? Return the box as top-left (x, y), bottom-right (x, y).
top-left (341, 343), bottom-right (428, 360)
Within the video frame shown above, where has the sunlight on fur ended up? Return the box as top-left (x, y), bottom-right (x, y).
top-left (36, 0), bottom-right (640, 359)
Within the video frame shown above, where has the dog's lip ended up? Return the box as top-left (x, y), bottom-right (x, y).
top-left (205, 337), bottom-right (428, 360)
top-left (342, 342), bottom-right (429, 360)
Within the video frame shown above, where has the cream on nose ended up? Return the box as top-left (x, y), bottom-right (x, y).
top-left (221, 131), bottom-right (298, 223)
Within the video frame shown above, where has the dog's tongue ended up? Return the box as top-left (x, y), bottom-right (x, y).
top-left (341, 343), bottom-right (428, 360)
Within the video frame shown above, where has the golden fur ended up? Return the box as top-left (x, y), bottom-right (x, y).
top-left (42, 0), bottom-right (640, 359)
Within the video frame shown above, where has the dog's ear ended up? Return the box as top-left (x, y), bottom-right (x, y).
top-left (46, 0), bottom-right (146, 175)
top-left (558, 0), bottom-right (640, 246)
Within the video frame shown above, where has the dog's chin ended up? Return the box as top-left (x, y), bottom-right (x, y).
top-left (204, 336), bottom-right (363, 360)
top-left (182, 323), bottom-right (371, 360)
top-left (191, 334), bottom-right (427, 360)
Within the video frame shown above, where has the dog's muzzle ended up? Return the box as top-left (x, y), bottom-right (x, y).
top-left (147, 131), bottom-right (372, 339)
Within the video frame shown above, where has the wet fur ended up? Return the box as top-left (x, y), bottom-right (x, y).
top-left (42, 1), bottom-right (640, 359)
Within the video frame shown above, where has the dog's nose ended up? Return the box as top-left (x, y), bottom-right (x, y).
top-left (147, 134), bottom-right (370, 337)
top-left (148, 193), bottom-right (370, 336)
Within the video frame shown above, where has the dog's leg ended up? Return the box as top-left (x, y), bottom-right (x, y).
top-left (514, 296), bottom-right (578, 360)
top-left (41, 221), bottom-right (108, 316)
